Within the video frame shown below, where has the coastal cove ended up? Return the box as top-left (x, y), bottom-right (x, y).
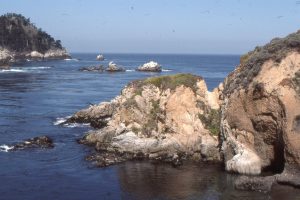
top-left (1, 53), bottom-right (300, 199)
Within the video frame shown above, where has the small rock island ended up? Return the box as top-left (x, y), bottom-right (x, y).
top-left (0, 13), bottom-right (70, 67)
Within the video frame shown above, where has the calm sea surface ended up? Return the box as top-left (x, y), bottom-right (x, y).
top-left (0, 53), bottom-right (299, 200)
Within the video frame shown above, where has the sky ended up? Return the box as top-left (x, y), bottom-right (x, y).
top-left (1, 0), bottom-right (300, 54)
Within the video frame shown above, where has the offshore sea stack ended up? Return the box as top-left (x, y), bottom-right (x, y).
top-left (137, 61), bottom-right (162, 72)
top-left (0, 13), bottom-right (70, 67)
top-left (68, 74), bottom-right (223, 166)
top-left (221, 30), bottom-right (300, 189)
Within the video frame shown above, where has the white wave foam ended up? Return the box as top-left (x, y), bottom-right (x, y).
top-left (0, 66), bottom-right (51, 73)
top-left (26, 66), bottom-right (51, 70)
top-left (64, 58), bottom-right (79, 61)
top-left (162, 69), bottom-right (172, 72)
top-left (0, 145), bottom-right (14, 152)
top-left (53, 115), bottom-right (72, 125)
top-left (126, 69), bottom-right (135, 72)
top-left (0, 69), bottom-right (26, 73)
top-left (63, 123), bottom-right (90, 128)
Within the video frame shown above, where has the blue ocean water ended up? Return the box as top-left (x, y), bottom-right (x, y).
top-left (0, 53), bottom-right (299, 200)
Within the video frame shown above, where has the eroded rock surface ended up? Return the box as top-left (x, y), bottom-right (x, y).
top-left (71, 74), bottom-right (222, 167)
top-left (220, 29), bottom-right (300, 190)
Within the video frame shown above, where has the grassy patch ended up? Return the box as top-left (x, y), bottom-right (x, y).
top-left (199, 109), bottom-right (221, 136)
top-left (130, 74), bottom-right (203, 95)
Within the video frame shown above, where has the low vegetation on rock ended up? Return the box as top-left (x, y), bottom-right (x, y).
top-left (130, 74), bottom-right (203, 95)
top-left (225, 30), bottom-right (300, 94)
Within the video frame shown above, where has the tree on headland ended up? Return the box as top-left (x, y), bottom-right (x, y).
top-left (0, 13), bottom-right (63, 53)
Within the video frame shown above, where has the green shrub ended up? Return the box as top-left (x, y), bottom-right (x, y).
top-left (130, 74), bottom-right (203, 95)
top-left (225, 30), bottom-right (300, 94)
top-left (199, 109), bottom-right (221, 136)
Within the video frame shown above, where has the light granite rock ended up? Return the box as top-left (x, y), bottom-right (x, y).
top-left (137, 61), bottom-right (162, 72)
top-left (71, 74), bottom-right (222, 166)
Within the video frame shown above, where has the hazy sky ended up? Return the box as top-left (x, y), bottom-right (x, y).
top-left (1, 0), bottom-right (300, 54)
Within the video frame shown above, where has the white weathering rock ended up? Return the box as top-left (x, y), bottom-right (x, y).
top-left (137, 61), bottom-right (162, 72)
top-left (0, 48), bottom-right (13, 66)
top-left (27, 51), bottom-right (44, 59)
top-left (96, 54), bottom-right (105, 61)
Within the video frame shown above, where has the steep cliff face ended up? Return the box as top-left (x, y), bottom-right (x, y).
top-left (0, 13), bottom-right (70, 66)
top-left (68, 74), bottom-right (223, 166)
top-left (221, 30), bottom-right (300, 187)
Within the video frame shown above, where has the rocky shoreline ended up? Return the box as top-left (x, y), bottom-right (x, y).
top-left (64, 30), bottom-right (300, 193)
top-left (0, 13), bottom-right (70, 67)
top-left (0, 48), bottom-right (70, 67)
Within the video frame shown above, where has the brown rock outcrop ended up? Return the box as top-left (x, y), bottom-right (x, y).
top-left (221, 30), bottom-right (300, 188)
top-left (70, 74), bottom-right (223, 166)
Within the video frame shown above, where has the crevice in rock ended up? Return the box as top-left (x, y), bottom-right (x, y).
top-left (293, 115), bottom-right (300, 132)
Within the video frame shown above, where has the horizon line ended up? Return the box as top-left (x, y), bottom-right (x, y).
top-left (69, 52), bottom-right (242, 56)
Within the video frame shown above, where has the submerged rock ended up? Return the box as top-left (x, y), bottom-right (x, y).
top-left (79, 65), bottom-right (105, 72)
top-left (106, 61), bottom-right (125, 72)
top-left (3, 136), bottom-right (54, 151)
top-left (234, 176), bottom-right (276, 192)
top-left (137, 61), bottom-right (162, 72)
top-left (71, 74), bottom-right (222, 167)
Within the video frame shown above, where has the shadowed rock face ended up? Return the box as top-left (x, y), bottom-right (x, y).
top-left (71, 74), bottom-right (223, 167)
top-left (221, 29), bottom-right (300, 189)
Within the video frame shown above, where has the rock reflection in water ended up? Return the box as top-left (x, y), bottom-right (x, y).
top-left (116, 161), bottom-right (270, 200)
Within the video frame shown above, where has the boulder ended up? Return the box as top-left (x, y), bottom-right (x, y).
top-left (137, 61), bottom-right (162, 72)
top-left (44, 48), bottom-right (71, 59)
top-left (26, 51), bottom-right (44, 59)
top-left (0, 48), bottom-right (12, 66)
top-left (105, 61), bottom-right (125, 72)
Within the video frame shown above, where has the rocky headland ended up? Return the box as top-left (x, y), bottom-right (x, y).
top-left (0, 13), bottom-right (70, 67)
top-left (67, 74), bottom-right (222, 166)
top-left (66, 30), bottom-right (300, 192)
top-left (220, 30), bottom-right (300, 190)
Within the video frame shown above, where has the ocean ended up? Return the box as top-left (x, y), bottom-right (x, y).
top-left (0, 53), bottom-right (299, 200)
